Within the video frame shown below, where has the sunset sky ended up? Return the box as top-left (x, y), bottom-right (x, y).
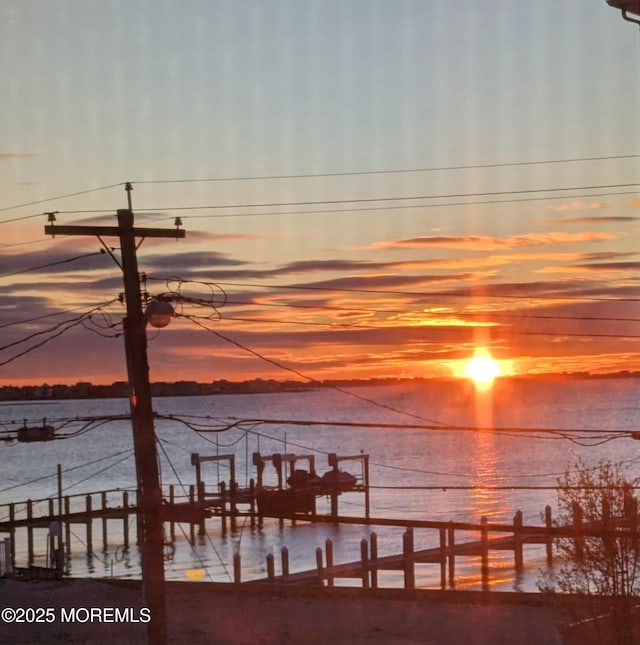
top-left (1, 0), bottom-right (639, 386)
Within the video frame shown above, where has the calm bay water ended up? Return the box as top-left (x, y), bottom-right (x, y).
top-left (1, 378), bottom-right (639, 590)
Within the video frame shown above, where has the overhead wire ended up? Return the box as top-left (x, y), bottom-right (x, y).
top-left (0, 320), bottom-right (85, 368)
top-left (2, 153), bottom-right (637, 223)
top-left (62, 451), bottom-right (134, 492)
top-left (130, 153), bottom-right (640, 184)
top-left (145, 277), bottom-right (639, 336)
top-left (214, 312), bottom-right (640, 340)
top-left (0, 250), bottom-right (107, 279)
top-left (183, 315), bottom-right (453, 427)
top-left (210, 280), bottom-right (640, 303)
top-left (370, 484), bottom-right (640, 491)
top-left (168, 288), bottom-right (640, 342)
top-left (219, 416), bottom-right (631, 436)
top-left (49, 188), bottom-right (640, 220)
top-left (4, 153), bottom-right (639, 228)
top-left (220, 296), bottom-right (640, 325)
top-left (67, 181), bottom-right (640, 215)
top-left (0, 302), bottom-right (120, 369)
top-left (0, 239), bottom-right (49, 250)
top-left (0, 447), bottom-right (134, 496)
top-left (157, 413), bottom-right (637, 483)
top-left (0, 183), bottom-right (124, 220)
top-left (0, 299), bottom-right (121, 330)
top-left (220, 417), bottom-right (634, 449)
top-left (1, 313), bottom-right (99, 353)
top-left (156, 438), bottom-right (228, 582)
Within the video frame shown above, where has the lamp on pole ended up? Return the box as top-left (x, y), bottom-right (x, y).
top-left (607, 0), bottom-right (640, 26)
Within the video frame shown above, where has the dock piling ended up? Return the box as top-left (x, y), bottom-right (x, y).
top-left (233, 551), bottom-right (241, 584)
top-left (8, 504), bottom-right (15, 567)
top-left (545, 505), bottom-right (553, 565)
top-left (219, 481), bottom-right (227, 535)
top-left (360, 538), bottom-right (369, 588)
top-left (249, 478), bottom-right (256, 525)
top-left (281, 546), bottom-right (289, 579)
top-left (370, 532), bottom-right (378, 588)
top-left (101, 491), bottom-right (108, 551)
top-left (439, 527), bottom-right (447, 589)
top-left (188, 485), bottom-right (196, 545)
top-left (315, 546), bottom-right (324, 584)
top-left (514, 510), bottom-right (524, 573)
top-left (198, 480), bottom-right (207, 536)
top-left (448, 523), bottom-right (455, 588)
top-left (267, 553), bottom-right (275, 581)
top-left (85, 495), bottom-right (93, 558)
top-left (572, 502), bottom-right (584, 561)
top-left (403, 527), bottom-right (415, 589)
top-left (168, 485), bottom-right (176, 543)
top-left (27, 500), bottom-right (33, 565)
top-left (325, 539), bottom-right (334, 587)
top-left (122, 491), bottom-right (130, 550)
top-left (480, 516), bottom-right (489, 590)
top-left (64, 496), bottom-right (71, 557)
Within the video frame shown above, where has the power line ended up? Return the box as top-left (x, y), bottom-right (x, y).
top-left (156, 439), bottom-right (227, 582)
top-left (0, 299), bottom-right (120, 330)
top-left (0, 313), bottom-right (92, 353)
top-left (215, 313), bottom-right (640, 340)
top-left (184, 315), bottom-right (453, 427)
top-left (0, 239), bottom-right (48, 250)
top-left (130, 153), bottom-right (640, 184)
top-left (209, 280), bottom-right (640, 304)
top-left (0, 250), bottom-right (107, 279)
top-left (180, 319), bottom-right (637, 441)
top-left (49, 189), bottom-right (640, 221)
top-left (144, 278), bottom-right (640, 324)
top-left (4, 157), bottom-right (639, 225)
top-left (0, 183), bottom-right (123, 220)
top-left (0, 306), bottom-right (112, 369)
top-left (0, 303), bottom-right (117, 351)
top-left (221, 296), bottom-right (640, 325)
top-left (0, 447), bottom-right (133, 495)
top-left (221, 416), bottom-right (631, 437)
top-left (87, 181), bottom-right (640, 214)
top-left (369, 484), bottom-right (640, 491)
top-left (62, 451), bottom-right (134, 492)
top-left (2, 153), bottom-right (636, 221)
top-left (166, 413), bottom-right (640, 482)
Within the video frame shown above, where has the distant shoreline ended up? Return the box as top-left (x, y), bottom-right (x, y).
top-left (0, 371), bottom-right (638, 403)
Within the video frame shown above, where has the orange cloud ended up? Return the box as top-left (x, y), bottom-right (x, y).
top-left (0, 152), bottom-right (36, 159)
top-left (538, 260), bottom-right (640, 274)
top-left (545, 201), bottom-right (605, 211)
top-left (371, 231), bottom-right (617, 251)
top-left (540, 216), bottom-right (637, 225)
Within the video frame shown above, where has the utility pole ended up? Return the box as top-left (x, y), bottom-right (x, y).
top-left (45, 191), bottom-right (185, 645)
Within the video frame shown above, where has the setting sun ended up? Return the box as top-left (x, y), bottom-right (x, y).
top-left (464, 350), bottom-right (502, 390)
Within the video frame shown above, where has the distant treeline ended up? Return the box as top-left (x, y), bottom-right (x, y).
top-left (0, 371), bottom-right (637, 402)
top-left (0, 377), bottom-right (396, 401)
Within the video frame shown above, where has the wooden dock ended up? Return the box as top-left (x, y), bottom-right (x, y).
top-left (246, 509), bottom-right (640, 591)
top-left (246, 511), bottom-right (552, 590)
top-left (3, 448), bottom-right (638, 591)
top-left (0, 487), bottom-right (214, 569)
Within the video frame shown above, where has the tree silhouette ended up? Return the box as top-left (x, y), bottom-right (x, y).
top-left (540, 459), bottom-right (640, 645)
